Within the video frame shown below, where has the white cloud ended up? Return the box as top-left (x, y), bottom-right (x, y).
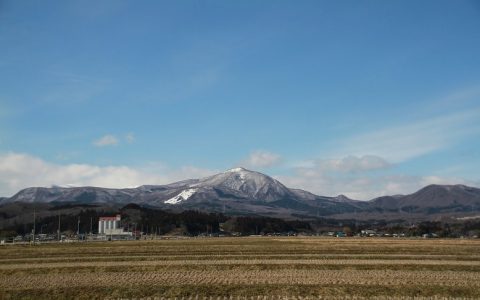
top-left (0, 152), bottom-right (216, 197)
top-left (275, 155), bottom-right (392, 199)
top-left (241, 150), bottom-right (282, 168)
top-left (93, 134), bottom-right (118, 147)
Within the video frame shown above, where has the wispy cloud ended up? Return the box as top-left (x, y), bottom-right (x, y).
top-left (297, 155), bottom-right (390, 174)
top-left (93, 134), bottom-right (118, 147)
top-left (41, 70), bottom-right (110, 106)
top-left (435, 84), bottom-right (480, 108)
top-left (241, 150), bottom-right (282, 168)
top-left (331, 109), bottom-right (480, 163)
top-left (285, 87), bottom-right (480, 199)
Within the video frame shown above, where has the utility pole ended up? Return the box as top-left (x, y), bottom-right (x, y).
top-left (40, 224), bottom-right (46, 235)
top-left (57, 214), bottom-right (61, 241)
top-left (90, 217), bottom-right (93, 235)
top-left (77, 217), bottom-right (80, 239)
top-left (32, 205), bottom-right (36, 245)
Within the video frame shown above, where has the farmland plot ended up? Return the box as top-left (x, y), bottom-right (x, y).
top-left (1, 237), bottom-right (480, 299)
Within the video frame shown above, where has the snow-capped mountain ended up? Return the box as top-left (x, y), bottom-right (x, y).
top-left (190, 167), bottom-right (295, 202)
top-left (2, 168), bottom-right (480, 219)
top-left (1, 167), bottom-right (358, 217)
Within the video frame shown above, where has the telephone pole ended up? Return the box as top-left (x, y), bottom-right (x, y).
top-left (57, 214), bottom-right (61, 241)
top-left (77, 217), bottom-right (80, 239)
top-left (32, 205), bottom-right (36, 245)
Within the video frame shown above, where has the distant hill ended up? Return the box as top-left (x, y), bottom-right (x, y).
top-left (368, 184), bottom-right (480, 214)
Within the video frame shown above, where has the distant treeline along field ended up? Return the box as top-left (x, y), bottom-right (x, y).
top-left (1, 203), bottom-right (479, 240)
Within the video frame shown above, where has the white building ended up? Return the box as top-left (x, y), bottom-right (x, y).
top-left (361, 229), bottom-right (377, 237)
top-left (98, 214), bottom-right (130, 236)
top-left (97, 214), bottom-right (135, 240)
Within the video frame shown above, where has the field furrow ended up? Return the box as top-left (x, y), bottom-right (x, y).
top-left (1, 237), bottom-right (480, 298)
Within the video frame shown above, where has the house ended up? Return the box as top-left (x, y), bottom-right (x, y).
top-left (361, 229), bottom-right (377, 237)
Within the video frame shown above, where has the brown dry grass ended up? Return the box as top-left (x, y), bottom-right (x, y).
top-left (1, 237), bottom-right (480, 299)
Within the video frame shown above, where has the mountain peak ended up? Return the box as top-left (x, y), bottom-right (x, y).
top-left (194, 167), bottom-right (292, 202)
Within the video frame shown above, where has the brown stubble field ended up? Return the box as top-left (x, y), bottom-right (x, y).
top-left (1, 237), bottom-right (480, 299)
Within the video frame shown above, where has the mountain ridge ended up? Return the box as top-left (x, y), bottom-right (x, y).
top-left (1, 168), bottom-right (480, 220)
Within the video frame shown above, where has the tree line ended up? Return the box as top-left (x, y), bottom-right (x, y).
top-left (1, 203), bottom-right (479, 238)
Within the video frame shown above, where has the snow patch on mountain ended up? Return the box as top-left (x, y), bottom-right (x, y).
top-left (164, 189), bottom-right (197, 205)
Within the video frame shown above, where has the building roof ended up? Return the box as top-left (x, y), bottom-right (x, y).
top-left (99, 215), bottom-right (121, 221)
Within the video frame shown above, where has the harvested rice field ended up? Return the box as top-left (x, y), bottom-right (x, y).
top-left (1, 237), bottom-right (480, 299)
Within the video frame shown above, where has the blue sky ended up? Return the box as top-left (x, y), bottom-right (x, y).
top-left (1, 0), bottom-right (480, 199)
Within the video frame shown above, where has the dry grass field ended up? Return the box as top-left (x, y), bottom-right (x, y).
top-left (1, 237), bottom-right (480, 299)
